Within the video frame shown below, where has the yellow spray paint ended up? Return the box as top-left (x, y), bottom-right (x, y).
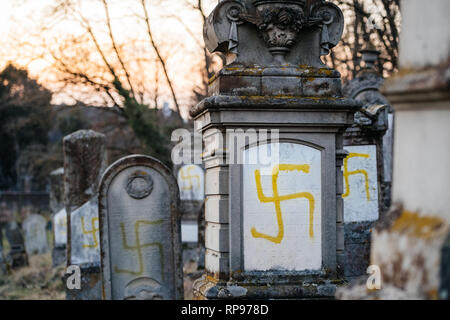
top-left (251, 164), bottom-right (315, 244)
top-left (81, 217), bottom-right (99, 249)
top-left (58, 215), bottom-right (67, 237)
top-left (342, 153), bottom-right (371, 201)
top-left (114, 220), bottom-right (164, 281)
top-left (179, 165), bottom-right (200, 191)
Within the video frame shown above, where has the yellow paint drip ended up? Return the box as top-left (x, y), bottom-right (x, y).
top-left (251, 164), bottom-right (315, 244)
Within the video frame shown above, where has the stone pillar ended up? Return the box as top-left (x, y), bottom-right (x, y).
top-left (50, 168), bottom-right (66, 266)
top-left (341, 40), bottom-right (391, 279)
top-left (192, 0), bottom-right (359, 299)
top-left (337, 0), bottom-right (450, 300)
top-left (63, 130), bottom-right (107, 300)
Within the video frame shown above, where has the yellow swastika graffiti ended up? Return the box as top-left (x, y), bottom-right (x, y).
top-left (180, 165), bottom-right (200, 190)
top-left (114, 220), bottom-right (164, 281)
top-left (252, 164), bottom-right (315, 244)
top-left (342, 153), bottom-right (371, 201)
top-left (81, 217), bottom-right (99, 249)
top-left (58, 216), bottom-right (67, 236)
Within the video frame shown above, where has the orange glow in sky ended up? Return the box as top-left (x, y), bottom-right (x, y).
top-left (0, 0), bottom-right (217, 118)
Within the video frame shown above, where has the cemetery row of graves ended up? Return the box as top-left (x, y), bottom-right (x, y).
top-left (0, 41), bottom-right (393, 299)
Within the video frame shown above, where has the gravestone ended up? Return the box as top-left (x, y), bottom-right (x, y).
top-left (99, 155), bottom-right (183, 300)
top-left (50, 168), bottom-right (66, 266)
top-left (23, 214), bottom-right (49, 255)
top-left (49, 168), bottom-right (65, 214)
top-left (63, 129), bottom-right (107, 300)
top-left (177, 164), bottom-right (205, 269)
top-left (53, 208), bottom-right (67, 251)
top-left (192, 0), bottom-right (360, 299)
top-left (0, 202), bottom-right (28, 269)
top-left (341, 40), bottom-right (391, 279)
top-left (70, 197), bottom-right (99, 266)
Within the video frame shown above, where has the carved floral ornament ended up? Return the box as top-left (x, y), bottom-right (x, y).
top-left (205, 0), bottom-right (344, 64)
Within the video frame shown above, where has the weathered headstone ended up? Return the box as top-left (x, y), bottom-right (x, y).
top-left (23, 214), bottom-right (49, 255)
top-left (178, 164), bottom-right (205, 203)
top-left (0, 202), bottom-right (28, 269)
top-left (50, 168), bottom-right (66, 267)
top-left (70, 197), bottom-right (99, 266)
top-left (49, 168), bottom-right (65, 214)
top-left (63, 129), bottom-right (107, 300)
top-left (99, 155), bottom-right (183, 300)
top-left (341, 40), bottom-right (391, 279)
top-left (177, 164), bottom-right (205, 269)
top-left (192, 0), bottom-right (360, 299)
top-left (53, 208), bottom-right (67, 250)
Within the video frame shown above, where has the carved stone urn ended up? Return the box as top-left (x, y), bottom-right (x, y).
top-left (243, 0), bottom-right (308, 64)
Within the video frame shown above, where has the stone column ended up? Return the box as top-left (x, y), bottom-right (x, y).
top-left (192, 0), bottom-right (359, 299)
top-left (63, 130), bottom-right (107, 300)
top-left (337, 0), bottom-right (450, 300)
top-left (341, 40), bottom-right (391, 279)
top-left (375, 0), bottom-right (450, 300)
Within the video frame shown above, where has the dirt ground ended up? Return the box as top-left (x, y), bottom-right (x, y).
top-left (0, 252), bottom-right (202, 300)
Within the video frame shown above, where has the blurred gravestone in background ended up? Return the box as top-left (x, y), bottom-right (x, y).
top-left (342, 38), bottom-right (392, 280)
top-left (50, 168), bottom-right (66, 266)
top-left (22, 214), bottom-right (49, 255)
top-left (99, 155), bottom-right (183, 300)
top-left (63, 129), bottom-right (107, 300)
top-left (0, 201), bottom-right (28, 269)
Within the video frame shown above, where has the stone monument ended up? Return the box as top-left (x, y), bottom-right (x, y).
top-left (0, 202), bottom-right (28, 269)
top-left (63, 129), bottom-right (107, 300)
top-left (50, 168), bottom-right (66, 266)
top-left (192, 0), bottom-right (360, 299)
top-left (99, 155), bottom-right (183, 300)
top-left (341, 39), bottom-right (391, 279)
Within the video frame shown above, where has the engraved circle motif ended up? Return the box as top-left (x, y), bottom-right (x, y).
top-left (225, 1), bottom-right (246, 25)
top-left (125, 171), bottom-right (153, 199)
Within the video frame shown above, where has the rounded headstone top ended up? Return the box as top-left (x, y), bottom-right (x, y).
top-left (63, 129), bottom-right (106, 143)
top-left (50, 167), bottom-right (64, 176)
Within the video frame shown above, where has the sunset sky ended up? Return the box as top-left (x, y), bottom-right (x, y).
top-left (0, 0), bottom-right (217, 117)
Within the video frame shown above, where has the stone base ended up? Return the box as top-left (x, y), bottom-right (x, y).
top-left (192, 275), bottom-right (342, 300)
top-left (64, 264), bottom-right (102, 300)
top-left (344, 221), bottom-right (375, 279)
top-left (52, 246), bottom-right (66, 267)
top-left (209, 65), bottom-right (343, 98)
top-left (338, 206), bottom-right (450, 300)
